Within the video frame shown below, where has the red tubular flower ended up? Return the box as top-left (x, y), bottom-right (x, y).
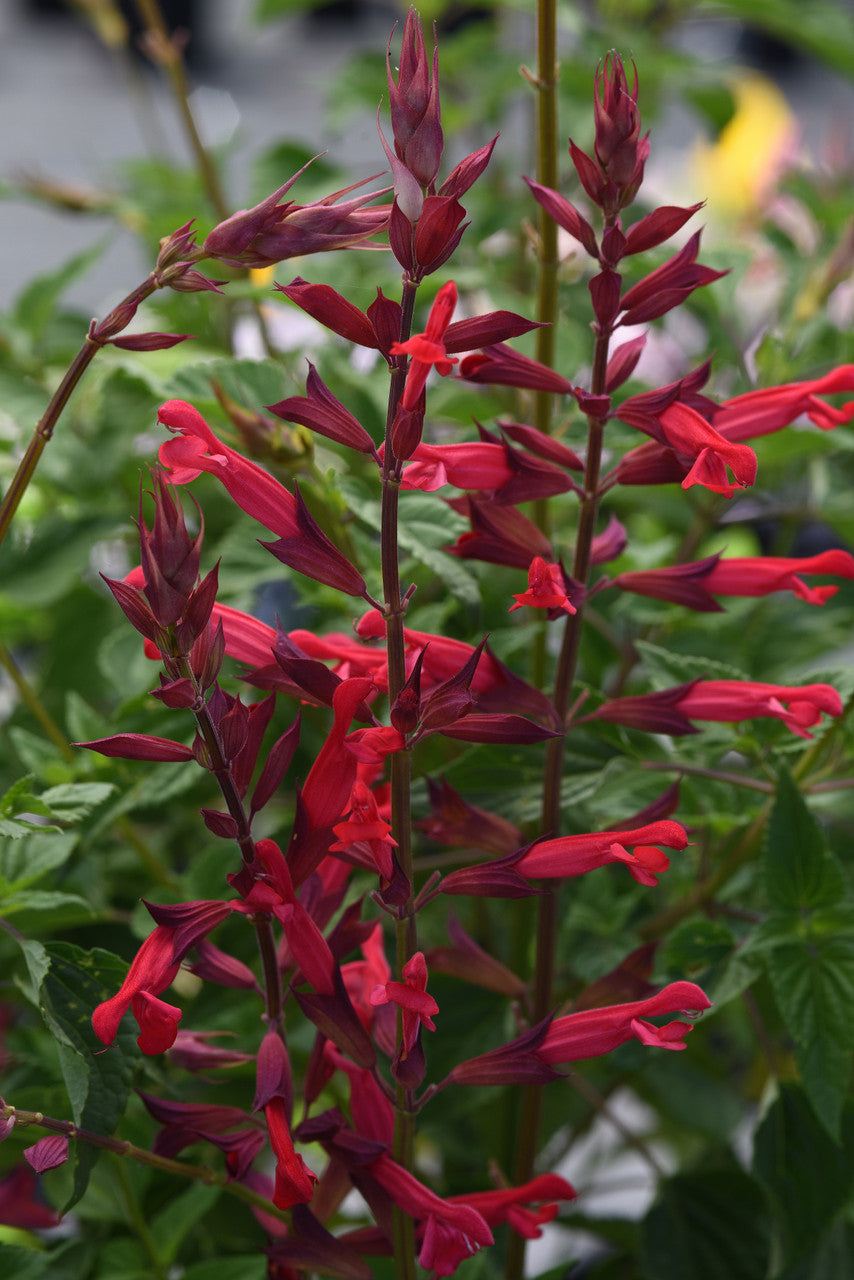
top-left (92, 924), bottom-right (182, 1053)
top-left (331, 779), bottom-right (398, 882)
top-left (449, 1173), bottom-right (577, 1240)
top-left (540, 982), bottom-right (711, 1063)
top-left (300, 677), bottom-right (377, 830)
top-left (158, 400), bottom-right (299, 538)
top-left (614, 549), bottom-right (854, 608)
top-left (516, 820), bottom-right (688, 887)
top-left (396, 440), bottom-right (513, 492)
top-left (370, 951), bottom-right (438, 1057)
top-left (367, 1153), bottom-right (493, 1276)
top-left (591, 678), bottom-right (843, 738)
top-left (712, 364), bottom-right (854, 440)
top-left (391, 281), bottom-right (459, 410)
top-left (509, 557), bottom-right (577, 616)
top-left (657, 401), bottom-right (757, 496)
top-left (265, 1096), bottom-right (318, 1210)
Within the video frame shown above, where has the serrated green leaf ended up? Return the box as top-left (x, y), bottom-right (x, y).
top-left (39, 783), bottom-right (114, 822)
top-left (764, 931), bottom-right (854, 1140)
top-left (640, 1167), bottom-right (771, 1280)
top-left (13, 242), bottom-right (103, 345)
top-left (634, 639), bottom-right (749, 687)
top-left (753, 1084), bottom-right (854, 1263)
top-left (7, 728), bottom-right (69, 783)
top-left (661, 917), bottom-right (736, 979)
top-left (39, 943), bottom-right (136, 1209)
top-left (765, 769), bottom-right (846, 911)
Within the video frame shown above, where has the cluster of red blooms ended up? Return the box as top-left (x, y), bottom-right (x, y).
top-left (18, 9), bottom-right (845, 1276)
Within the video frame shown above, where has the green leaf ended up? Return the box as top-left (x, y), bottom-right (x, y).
top-left (13, 242), bottom-right (103, 345)
top-left (39, 783), bottom-right (114, 823)
top-left (39, 943), bottom-right (136, 1208)
top-left (179, 1258), bottom-right (267, 1280)
top-left (633, 639), bottom-right (749, 686)
top-left (640, 1167), bottom-right (772, 1280)
top-left (150, 1183), bottom-right (222, 1267)
top-left (763, 922), bottom-right (854, 1141)
top-left (0, 890), bottom-right (91, 918)
top-left (753, 1084), bottom-right (854, 1264)
top-left (0, 1247), bottom-right (51, 1280)
top-left (764, 768), bottom-right (846, 911)
top-left (660, 917), bottom-right (736, 979)
top-left (0, 831), bottom-right (77, 893)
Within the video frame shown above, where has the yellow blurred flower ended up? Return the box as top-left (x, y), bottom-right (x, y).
top-left (693, 73), bottom-right (798, 220)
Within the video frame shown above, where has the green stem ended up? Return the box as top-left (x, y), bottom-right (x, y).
top-left (132, 0), bottom-right (228, 222)
top-left (3, 1105), bottom-right (288, 1224)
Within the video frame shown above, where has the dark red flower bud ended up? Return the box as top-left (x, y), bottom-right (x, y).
top-left (448, 1016), bottom-right (559, 1086)
top-left (605, 333), bottom-right (647, 391)
top-left (254, 1029), bottom-right (293, 1113)
top-left (619, 230), bottom-right (728, 327)
top-left (386, 7), bottom-right (443, 188)
top-left (458, 344), bottom-right (574, 394)
top-left (201, 808), bottom-right (239, 839)
top-left (443, 310), bottom-right (546, 353)
top-left (412, 195), bottom-right (468, 275)
top-left (102, 574), bottom-right (161, 643)
top-left (439, 135), bottom-right (498, 201)
top-left (108, 332), bottom-right (192, 351)
top-left (251, 714), bottom-right (301, 816)
top-left (276, 279), bottom-right (380, 349)
top-left (623, 202), bottom-right (704, 256)
top-left (204, 162), bottom-right (388, 268)
top-left (589, 268), bottom-right (622, 332)
top-left (390, 647), bottom-right (425, 733)
top-left (76, 733), bottom-right (194, 762)
top-left (367, 287), bottom-right (402, 358)
top-left (261, 484), bottom-right (368, 598)
top-left (447, 495), bottom-right (554, 569)
top-left (523, 177), bottom-right (599, 258)
top-left (270, 364), bottom-right (376, 455)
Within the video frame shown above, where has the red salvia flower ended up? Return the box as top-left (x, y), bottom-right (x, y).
top-left (265, 1096), bottom-right (319, 1210)
top-left (509, 557), bottom-right (577, 615)
top-left (331, 779), bottom-right (398, 882)
top-left (449, 1173), bottom-right (577, 1241)
top-left (712, 364), bottom-right (854, 440)
top-left (366, 1153), bottom-right (493, 1276)
top-left (158, 400), bottom-right (300, 538)
top-left (613, 549), bottom-right (854, 609)
top-left (92, 924), bottom-right (183, 1054)
top-left (539, 981), bottom-right (711, 1063)
top-left (589, 678), bottom-right (844, 739)
top-left (515, 820), bottom-right (688, 887)
top-left (390, 281), bottom-right (459, 410)
top-left (370, 950), bottom-right (438, 1057)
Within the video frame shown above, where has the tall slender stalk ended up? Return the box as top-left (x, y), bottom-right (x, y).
top-left (507, 337), bottom-right (616, 1280)
top-left (381, 273), bottom-right (420, 1280)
